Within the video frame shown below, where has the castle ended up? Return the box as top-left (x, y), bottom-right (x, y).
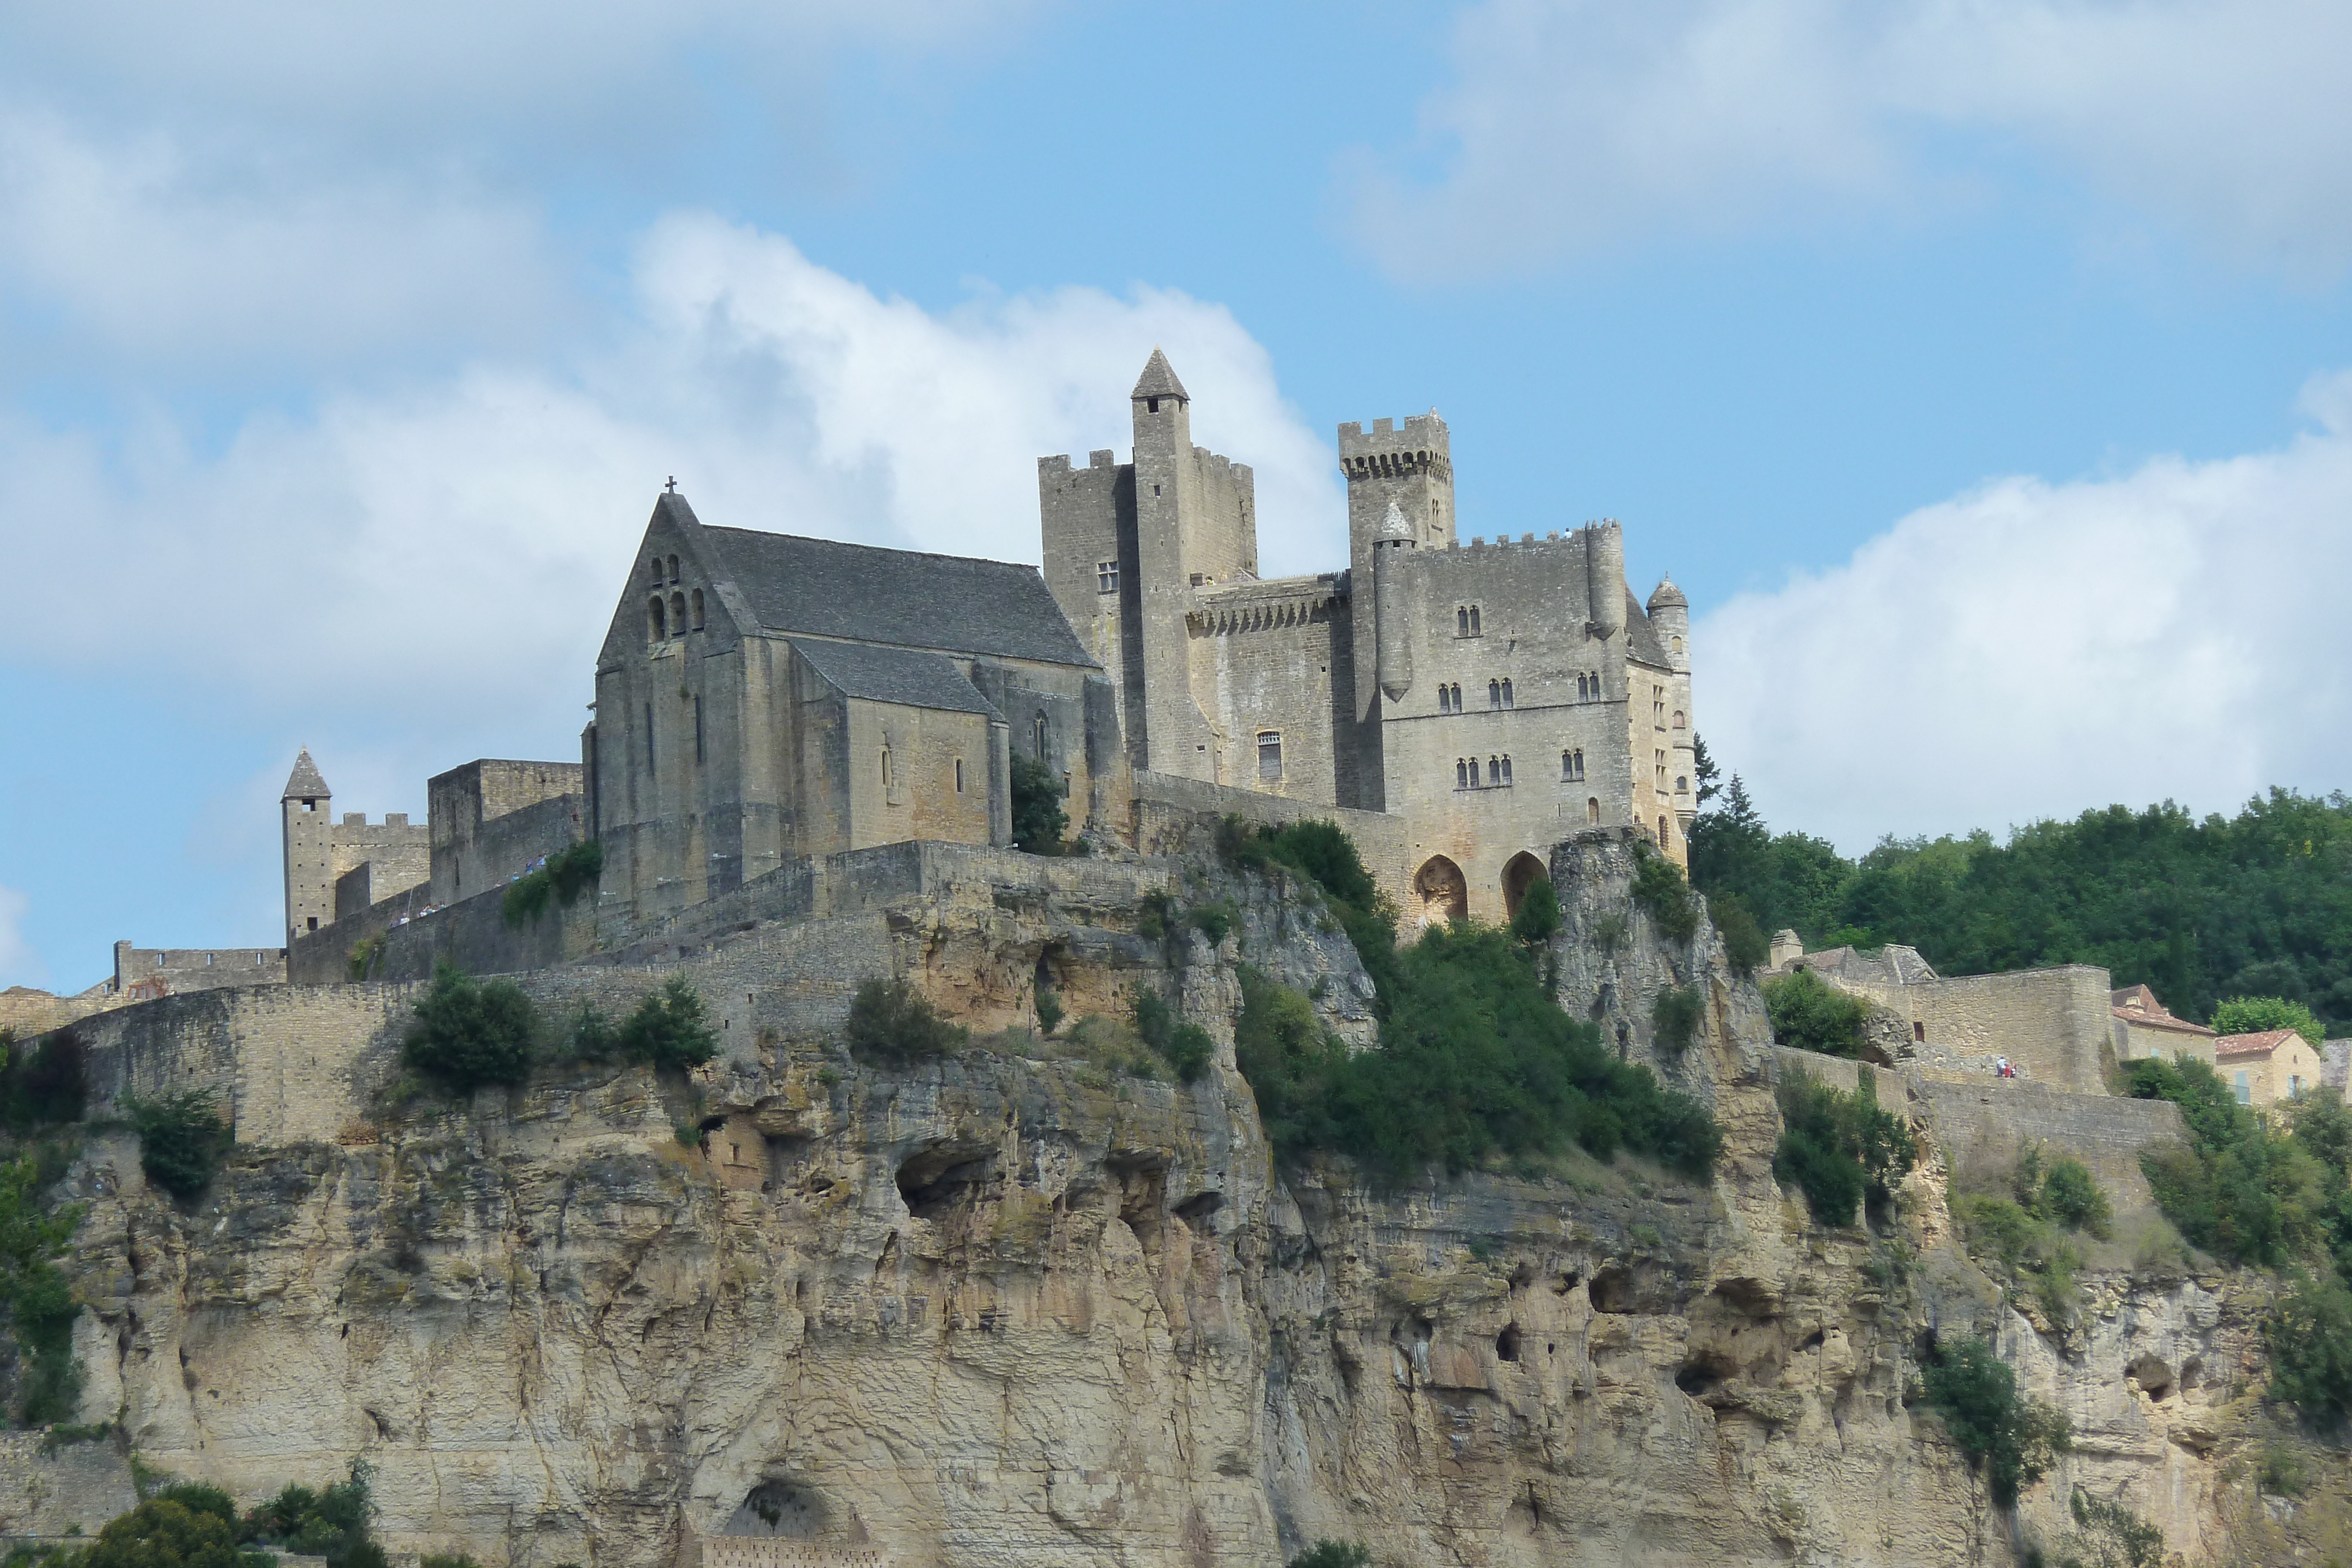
top-left (274, 349), bottom-right (1695, 961)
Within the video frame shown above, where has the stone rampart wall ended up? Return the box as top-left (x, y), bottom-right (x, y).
top-left (1917, 1078), bottom-right (2184, 1211)
top-left (289, 874), bottom-right (594, 985)
top-left (1772, 1046), bottom-right (1907, 1109)
top-left (1831, 964), bottom-right (2115, 1093)
top-left (1130, 770), bottom-right (1409, 905)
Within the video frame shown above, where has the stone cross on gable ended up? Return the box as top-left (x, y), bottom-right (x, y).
top-left (665, 476), bottom-right (678, 493)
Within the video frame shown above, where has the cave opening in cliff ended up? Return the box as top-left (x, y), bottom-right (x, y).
top-left (1496, 1323), bottom-right (1522, 1361)
top-left (896, 1142), bottom-right (995, 1220)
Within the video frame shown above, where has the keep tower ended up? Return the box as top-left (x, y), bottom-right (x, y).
top-left (280, 750), bottom-right (336, 944)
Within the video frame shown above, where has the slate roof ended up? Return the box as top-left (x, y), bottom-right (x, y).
top-left (702, 528), bottom-right (1094, 667)
top-left (2216, 1029), bottom-right (2302, 1058)
top-left (1132, 347), bottom-right (1189, 402)
top-left (1625, 590), bottom-right (1671, 666)
top-left (787, 638), bottom-right (1000, 717)
top-left (282, 748), bottom-right (330, 801)
top-left (1648, 577), bottom-right (1687, 610)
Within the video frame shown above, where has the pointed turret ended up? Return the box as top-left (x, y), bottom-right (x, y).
top-left (282, 748), bottom-right (330, 802)
top-left (1131, 347), bottom-right (1189, 405)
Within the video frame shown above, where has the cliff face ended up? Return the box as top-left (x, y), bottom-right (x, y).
top-left (19, 831), bottom-right (2336, 1565)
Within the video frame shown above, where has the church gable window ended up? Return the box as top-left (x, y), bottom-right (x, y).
top-left (649, 596), bottom-right (667, 641)
top-left (667, 554), bottom-right (680, 584)
top-left (671, 591), bottom-right (687, 635)
top-left (691, 589), bottom-right (706, 631)
top-left (648, 557), bottom-right (664, 588)
top-left (1033, 713), bottom-right (1049, 761)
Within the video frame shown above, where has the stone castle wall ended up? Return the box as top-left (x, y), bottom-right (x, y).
top-left (1129, 768), bottom-right (1411, 907)
top-left (1918, 1077), bottom-right (2184, 1211)
top-left (1862, 965), bottom-right (2117, 1092)
top-left (108, 941), bottom-right (287, 999)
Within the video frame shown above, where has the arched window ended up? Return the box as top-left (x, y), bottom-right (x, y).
top-left (1448, 683), bottom-right (1461, 709)
top-left (648, 557), bottom-right (664, 587)
top-left (667, 554), bottom-right (680, 583)
top-left (1501, 678), bottom-right (1514, 709)
top-left (1672, 710), bottom-right (1685, 729)
top-left (1469, 606), bottom-right (1482, 635)
top-left (1676, 775), bottom-right (1689, 794)
top-left (1486, 755), bottom-right (1500, 786)
top-left (1033, 713), bottom-right (1048, 760)
top-left (1586, 797), bottom-right (1601, 825)
top-left (1672, 636), bottom-right (1685, 655)
top-left (1456, 606), bottom-right (1469, 636)
top-left (670, 591), bottom-right (687, 633)
top-left (649, 596), bottom-right (667, 641)
top-left (1438, 686), bottom-right (1452, 715)
top-left (1562, 750), bottom-right (1573, 781)
top-left (1499, 755), bottom-right (1513, 785)
top-left (1576, 674), bottom-right (1588, 700)
top-left (691, 589), bottom-right (705, 630)
top-left (1488, 679), bottom-right (1502, 710)
top-left (1455, 758), bottom-right (1469, 790)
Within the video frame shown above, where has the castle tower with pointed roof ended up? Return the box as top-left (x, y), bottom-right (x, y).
top-left (279, 749), bottom-right (430, 944)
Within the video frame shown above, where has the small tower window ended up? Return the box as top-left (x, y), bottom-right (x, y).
top-left (1456, 759), bottom-right (1469, 790)
top-left (645, 704), bottom-right (655, 769)
top-left (955, 758), bottom-right (965, 794)
top-left (1486, 755), bottom-right (1501, 787)
top-left (1257, 731), bottom-right (1283, 783)
top-left (1659, 815), bottom-right (1670, 844)
top-left (1147, 397), bottom-right (1160, 414)
top-left (1487, 678), bottom-right (1501, 710)
top-left (1672, 635), bottom-right (1685, 655)
top-left (1097, 561), bottom-right (1119, 593)
top-left (1501, 678), bottom-right (1514, 709)
top-left (1576, 674), bottom-right (1588, 700)
top-left (1447, 683), bottom-right (1461, 710)
top-left (649, 596), bottom-right (667, 641)
top-left (1562, 749), bottom-right (1584, 782)
top-left (1656, 749), bottom-right (1668, 788)
top-left (1675, 775), bottom-right (1688, 794)
top-left (1469, 606), bottom-right (1482, 635)
top-left (1438, 686), bottom-right (1452, 715)
top-left (694, 695), bottom-right (704, 765)
top-left (1456, 606), bottom-right (1469, 636)
top-left (1586, 797), bottom-right (1600, 825)
top-left (1033, 713), bottom-right (1049, 761)
top-left (691, 589), bottom-right (706, 630)
top-left (880, 746), bottom-right (893, 790)
top-left (1672, 710), bottom-right (1685, 730)
top-left (667, 554), bottom-right (680, 583)
top-left (1499, 755), bottom-right (1514, 785)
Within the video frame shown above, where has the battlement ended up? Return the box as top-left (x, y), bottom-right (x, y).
top-left (337, 812), bottom-right (413, 828)
top-left (1337, 413), bottom-right (1452, 484)
top-left (1448, 530), bottom-right (1576, 551)
top-left (1039, 449), bottom-right (1127, 476)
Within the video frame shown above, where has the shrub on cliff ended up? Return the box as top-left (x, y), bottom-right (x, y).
top-left (1010, 754), bottom-right (1068, 854)
top-left (1708, 891), bottom-right (1770, 978)
top-left (1652, 985), bottom-right (1704, 1054)
top-left (0, 1151), bottom-right (85, 1426)
top-left (1773, 1069), bottom-right (1916, 1228)
top-left (402, 964), bottom-right (540, 1092)
top-left (1629, 841), bottom-right (1699, 945)
top-left (1761, 967), bottom-right (1872, 1059)
top-left (617, 976), bottom-right (719, 1071)
top-left (1920, 1337), bottom-right (2070, 1508)
top-left (1132, 992), bottom-right (1214, 1082)
top-left (2264, 1272), bottom-right (2352, 1428)
top-left (501, 840), bottom-right (604, 929)
top-left (1287, 1545), bottom-right (1371, 1568)
top-left (75, 1497), bottom-right (247, 1568)
top-left (0, 1027), bottom-right (86, 1129)
top-left (846, 978), bottom-right (967, 1066)
top-left (126, 1088), bottom-right (231, 1201)
top-left (1508, 876), bottom-right (1562, 945)
top-left (1222, 818), bottom-right (1401, 1010)
top-left (246, 1460), bottom-right (385, 1568)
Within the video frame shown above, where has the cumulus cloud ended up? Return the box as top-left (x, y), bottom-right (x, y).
top-left (1698, 372), bottom-right (2352, 852)
top-left (0, 213), bottom-right (1342, 756)
top-left (0, 885), bottom-right (38, 990)
top-left (1354, 0), bottom-right (2352, 280)
top-left (0, 113), bottom-right (558, 369)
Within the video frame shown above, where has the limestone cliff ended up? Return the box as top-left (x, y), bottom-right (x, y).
top-left (12, 829), bottom-right (2346, 1566)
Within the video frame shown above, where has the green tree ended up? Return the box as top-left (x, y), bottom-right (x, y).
top-left (1509, 876), bottom-right (1563, 944)
top-left (2267, 1272), bottom-right (2352, 1427)
top-left (617, 977), bottom-right (719, 1070)
top-left (126, 1089), bottom-right (231, 1201)
top-left (402, 964), bottom-right (539, 1092)
top-left (78, 1498), bottom-right (248, 1568)
top-left (1708, 891), bottom-right (1770, 977)
top-left (1010, 754), bottom-right (1068, 853)
top-left (1630, 843), bottom-right (1699, 944)
top-left (1286, 1546), bottom-right (1371, 1568)
top-left (2213, 995), bottom-right (2326, 1046)
top-left (844, 978), bottom-right (967, 1066)
top-left (1773, 1069), bottom-right (1917, 1228)
top-left (1920, 1338), bottom-right (2071, 1508)
top-left (1762, 968), bottom-right (1873, 1059)
top-left (0, 1152), bottom-right (86, 1425)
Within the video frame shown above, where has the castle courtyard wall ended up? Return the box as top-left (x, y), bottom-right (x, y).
top-left (1916, 1078), bottom-right (2184, 1212)
top-left (1836, 965), bottom-right (2117, 1093)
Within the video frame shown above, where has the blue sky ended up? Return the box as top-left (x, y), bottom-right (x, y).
top-left (5, 0), bottom-right (2352, 989)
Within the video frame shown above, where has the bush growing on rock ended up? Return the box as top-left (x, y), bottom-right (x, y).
top-left (1708, 891), bottom-right (1770, 977)
top-left (1629, 842), bottom-right (1699, 945)
top-left (845, 979), bottom-right (967, 1066)
top-left (1760, 968), bottom-right (1873, 1059)
top-left (501, 840), bottom-right (604, 930)
top-left (1131, 992), bottom-right (1214, 1082)
top-left (402, 964), bottom-right (540, 1093)
top-left (246, 1460), bottom-right (385, 1568)
top-left (1919, 1337), bottom-right (2070, 1508)
top-left (618, 976), bottom-right (719, 1071)
top-left (0, 1027), bottom-right (86, 1129)
top-left (1286, 1546), bottom-right (1371, 1568)
top-left (1772, 1069), bottom-right (1916, 1228)
top-left (1652, 985), bottom-right (1704, 1054)
top-left (76, 1497), bottom-right (247, 1568)
top-left (1508, 876), bottom-right (1562, 944)
top-left (126, 1088), bottom-right (232, 1201)
top-left (1009, 754), bottom-right (1068, 854)
top-left (1220, 818), bottom-right (1401, 1009)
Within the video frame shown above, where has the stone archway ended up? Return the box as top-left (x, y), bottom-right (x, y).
top-left (1413, 855), bottom-right (1468, 928)
top-left (1501, 851), bottom-right (1547, 921)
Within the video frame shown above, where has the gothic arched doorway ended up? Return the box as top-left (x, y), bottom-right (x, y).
top-left (1414, 855), bottom-right (1468, 928)
top-left (1502, 851), bottom-right (1547, 921)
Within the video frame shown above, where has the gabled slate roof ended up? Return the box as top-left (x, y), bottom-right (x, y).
top-left (1132, 347), bottom-right (1188, 402)
top-left (701, 528), bottom-right (1094, 668)
top-left (282, 748), bottom-right (330, 801)
top-left (788, 638), bottom-right (1000, 717)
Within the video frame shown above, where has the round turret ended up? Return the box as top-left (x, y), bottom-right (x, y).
top-left (1646, 574), bottom-right (1690, 673)
top-left (1646, 576), bottom-right (1687, 613)
top-left (1378, 499), bottom-right (1415, 543)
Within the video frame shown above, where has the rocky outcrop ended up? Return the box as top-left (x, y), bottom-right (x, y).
top-left (16, 828), bottom-right (2337, 1565)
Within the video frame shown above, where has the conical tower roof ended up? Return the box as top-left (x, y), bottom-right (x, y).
top-left (1647, 576), bottom-right (1687, 610)
top-left (282, 748), bottom-right (330, 801)
top-left (1131, 347), bottom-right (1188, 403)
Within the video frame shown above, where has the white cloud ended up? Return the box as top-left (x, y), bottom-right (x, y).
top-left (0, 112), bottom-right (559, 367)
top-left (0, 213), bottom-right (1342, 755)
top-left (0, 885), bottom-right (39, 991)
top-left (1354, 0), bottom-right (2352, 281)
top-left (1698, 372), bottom-right (2352, 852)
